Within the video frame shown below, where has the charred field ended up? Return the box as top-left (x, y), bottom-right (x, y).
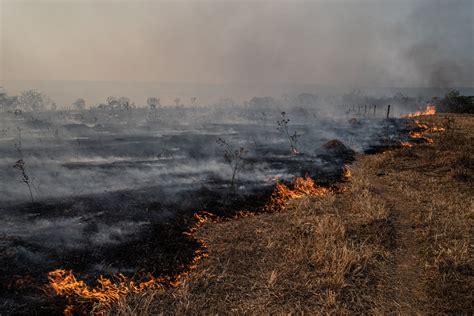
top-left (0, 106), bottom-right (424, 315)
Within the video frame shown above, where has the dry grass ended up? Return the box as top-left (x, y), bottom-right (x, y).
top-left (98, 114), bottom-right (473, 315)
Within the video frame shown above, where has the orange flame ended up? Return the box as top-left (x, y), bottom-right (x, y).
top-left (428, 126), bottom-right (446, 133)
top-left (265, 176), bottom-right (329, 212)
top-left (400, 141), bottom-right (413, 148)
top-left (343, 165), bottom-right (352, 178)
top-left (48, 176), bottom-right (329, 313)
top-left (48, 270), bottom-right (165, 304)
top-left (409, 131), bottom-right (434, 143)
top-left (403, 104), bottom-right (436, 118)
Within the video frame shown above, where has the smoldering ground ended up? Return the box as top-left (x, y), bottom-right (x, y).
top-left (0, 100), bottom-right (416, 314)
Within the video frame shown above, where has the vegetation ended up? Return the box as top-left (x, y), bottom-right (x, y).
top-left (99, 113), bottom-right (473, 315)
top-left (437, 90), bottom-right (474, 114)
top-left (216, 137), bottom-right (248, 187)
top-left (276, 111), bottom-right (301, 155)
top-left (13, 159), bottom-right (34, 203)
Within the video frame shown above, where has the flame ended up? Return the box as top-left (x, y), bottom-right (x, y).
top-left (48, 176), bottom-right (329, 314)
top-left (414, 120), bottom-right (429, 130)
top-left (428, 126), bottom-right (446, 133)
top-left (48, 211), bottom-right (215, 314)
top-left (409, 131), bottom-right (434, 144)
top-left (265, 176), bottom-right (329, 212)
top-left (401, 118), bottom-right (446, 148)
top-left (343, 165), bottom-right (352, 178)
top-left (400, 141), bottom-right (413, 148)
top-left (403, 104), bottom-right (436, 118)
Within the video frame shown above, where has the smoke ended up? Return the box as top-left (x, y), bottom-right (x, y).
top-left (2, 0), bottom-right (472, 94)
top-left (401, 0), bottom-right (474, 87)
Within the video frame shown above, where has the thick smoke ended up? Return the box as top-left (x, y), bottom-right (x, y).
top-left (402, 0), bottom-right (474, 87)
top-left (1, 0), bottom-right (472, 106)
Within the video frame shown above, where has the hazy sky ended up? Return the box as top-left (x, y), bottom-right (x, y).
top-left (1, 0), bottom-right (473, 87)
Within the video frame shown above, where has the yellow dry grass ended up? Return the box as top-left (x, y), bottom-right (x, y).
top-left (98, 114), bottom-right (473, 315)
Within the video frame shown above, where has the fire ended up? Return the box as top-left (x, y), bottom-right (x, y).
top-left (343, 165), bottom-right (352, 178)
top-left (400, 141), bottom-right (413, 148)
top-left (265, 176), bottom-right (329, 212)
top-left (403, 104), bottom-right (436, 118)
top-left (409, 131), bottom-right (434, 144)
top-left (48, 176), bottom-right (329, 314)
top-left (414, 120), bottom-right (429, 130)
top-left (48, 270), bottom-right (164, 305)
top-left (428, 126), bottom-right (446, 133)
top-left (409, 131), bottom-right (423, 138)
top-left (48, 211), bottom-right (215, 314)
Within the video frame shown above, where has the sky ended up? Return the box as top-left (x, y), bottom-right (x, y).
top-left (1, 0), bottom-right (473, 88)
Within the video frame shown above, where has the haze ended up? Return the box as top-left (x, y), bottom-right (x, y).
top-left (1, 0), bottom-right (473, 94)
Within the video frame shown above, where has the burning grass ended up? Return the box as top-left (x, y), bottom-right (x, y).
top-left (49, 114), bottom-right (474, 315)
top-left (403, 104), bottom-right (436, 118)
top-left (47, 176), bottom-right (331, 314)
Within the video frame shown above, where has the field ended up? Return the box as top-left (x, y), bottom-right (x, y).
top-left (0, 106), bottom-right (414, 314)
top-left (98, 113), bottom-right (473, 315)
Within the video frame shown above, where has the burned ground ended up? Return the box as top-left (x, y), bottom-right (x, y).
top-left (99, 114), bottom-right (473, 315)
top-left (0, 107), bottom-right (416, 314)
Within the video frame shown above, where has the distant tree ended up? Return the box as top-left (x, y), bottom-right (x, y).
top-left (147, 97), bottom-right (160, 121)
top-left (147, 97), bottom-right (160, 109)
top-left (18, 89), bottom-right (53, 112)
top-left (248, 96), bottom-right (275, 109)
top-left (0, 92), bottom-right (18, 112)
top-left (106, 96), bottom-right (119, 107)
top-left (72, 98), bottom-right (86, 110)
top-left (118, 97), bottom-right (131, 109)
top-left (174, 97), bottom-right (181, 107)
top-left (217, 98), bottom-right (235, 107)
top-left (190, 97), bottom-right (197, 106)
top-left (438, 90), bottom-right (474, 114)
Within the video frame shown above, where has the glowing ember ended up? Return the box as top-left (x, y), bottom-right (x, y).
top-left (403, 104), bottom-right (436, 118)
top-left (409, 131), bottom-right (434, 143)
top-left (428, 126), bottom-right (446, 133)
top-left (400, 141), bottom-right (413, 148)
top-left (343, 165), bottom-right (352, 178)
top-left (414, 120), bottom-right (429, 130)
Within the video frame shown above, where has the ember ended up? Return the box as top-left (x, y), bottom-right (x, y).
top-left (409, 131), bottom-right (434, 143)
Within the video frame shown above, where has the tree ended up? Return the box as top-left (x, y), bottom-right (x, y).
top-left (18, 89), bottom-right (54, 112)
top-left (106, 96), bottom-right (119, 107)
top-left (147, 97), bottom-right (160, 109)
top-left (190, 96), bottom-right (197, 106)
top-left (439, 90), bottom-right (474, 114)
top-left (72, 98), bottom-right (86, 110)
top-left (174, 97), bottom-right (181, 107)
top-left (0, 92), bottom-right (18, 112)
top-left (118, 97), bottom-right (131, 109)
top-left (147, 97), bottom-right (160, 121)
